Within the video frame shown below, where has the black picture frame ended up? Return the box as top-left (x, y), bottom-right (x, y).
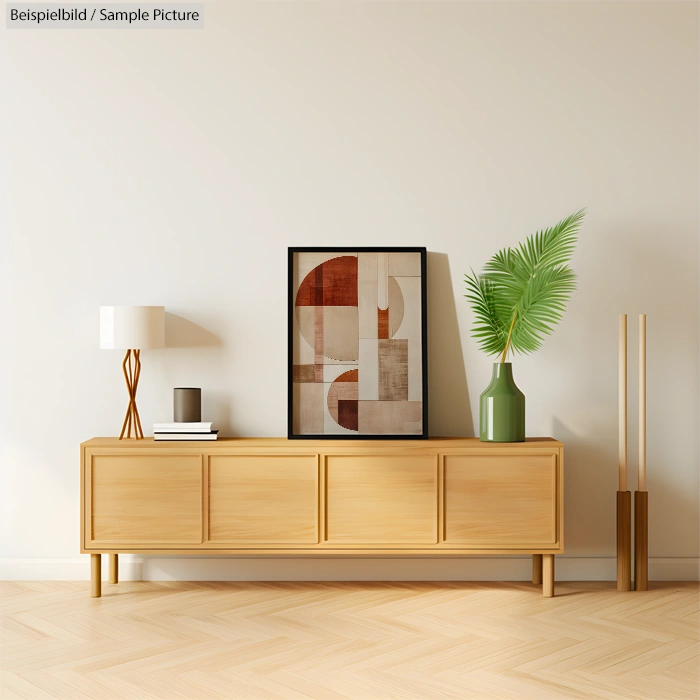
top-left (288, 246), bottom-right (428, 440)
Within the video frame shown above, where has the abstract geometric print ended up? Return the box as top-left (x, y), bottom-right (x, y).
top-left (290, 248), bottom-right (427, 437)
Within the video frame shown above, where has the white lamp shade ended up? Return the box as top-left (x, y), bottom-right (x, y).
top-left (100, 306), bottom-right (165, 350)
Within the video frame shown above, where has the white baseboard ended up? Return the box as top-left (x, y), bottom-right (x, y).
top-left (1, 556), bottom-right (698, 582)
top-left (0, 557), bottom-right (143, 582)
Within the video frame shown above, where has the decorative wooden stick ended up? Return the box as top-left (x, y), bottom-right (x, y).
top-left (617, 314), bottom-right (632, 592)
top-left (619, 315), bottom-right (628, 492)
top-left (132, 350), bottom-right (144, 439)
top-left (635, 314), bottom-right (648, 590)
top-left (638, 314), bottom-right (646, 493)
top-left (119, 350), bottom-right (132, 440)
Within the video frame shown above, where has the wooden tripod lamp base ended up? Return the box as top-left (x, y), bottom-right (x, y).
top-left (120, 349), bottom-right (143, 440)
top-left (99, 306), bottom-right (165, 441)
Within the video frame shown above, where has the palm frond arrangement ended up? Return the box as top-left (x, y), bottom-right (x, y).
top-left (465, 209), bottom-right (585, 362)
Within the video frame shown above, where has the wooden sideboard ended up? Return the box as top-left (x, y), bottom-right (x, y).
top-left (81, 437), bottom-right (564, 597)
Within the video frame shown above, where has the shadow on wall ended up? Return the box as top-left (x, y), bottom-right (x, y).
top-left (165, 313), bottom-right (223, 348)
top-left (552, 416), bottom-right (614, 554)
top-left (162, 313), bottom-right (236, 434)
top-left (427, 252), bottom-right (474, 437)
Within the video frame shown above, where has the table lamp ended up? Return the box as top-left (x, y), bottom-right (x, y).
top-left (100, 306), bottom-right (165, 439)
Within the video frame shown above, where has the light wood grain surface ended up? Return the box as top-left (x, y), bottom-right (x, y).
top-left (81, 439), bottom-right (564, 597)
top-left (83, 439), bottom-right (564, 556)
top-left (87, 454), bottom-right (203, 545)
top-left (208, 455), bottom-right (319, 544)
top-left (444, 454), bottom-right (557, 545)
top-left (1, 581), bottom-right (696, 700)
top-left (325, 455), bottom-right (438, 543)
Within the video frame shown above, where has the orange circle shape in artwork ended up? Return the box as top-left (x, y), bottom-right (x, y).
top-left (295, 256), bottom-right (359, 362)
top-left (327, 369), bottom-right (359, 431)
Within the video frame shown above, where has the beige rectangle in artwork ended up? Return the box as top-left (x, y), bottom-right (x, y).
top-left (378, 339), bottom-right (408, 401)
top-left (293, 307), bottom-right (315, 364)
top-left (405, 340), bottom-right (422, 401)
top-left (377, 252), bottom-right (389, 310)
top-left (323, 306), bottom-right (358, 363)
top-left (293, 382), bottom-right (324, 434)
top-left (358, 253), bottom-right (378, 339)
top-left (358, 339), bottom-right (378, 400)
top-left (358, 400), bottom-right (422, 434)
top-left (393, 277), bottom-right (423, 401)
top-left (388, 252), bottom-right (421, 277)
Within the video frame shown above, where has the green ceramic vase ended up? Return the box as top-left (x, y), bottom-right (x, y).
top-left (479, 363), bottom-right (525, 442)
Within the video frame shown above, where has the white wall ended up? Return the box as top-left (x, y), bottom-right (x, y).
top-left (1, 1), bottom-right (698, 581)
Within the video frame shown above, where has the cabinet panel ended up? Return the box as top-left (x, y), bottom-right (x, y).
top-left (208, 456), bottom-right (318, 543)
top-left (88, 454), bottom-right (202, 545)
top-left (444, 454), bottom-right (557, 546)
top-left (326, 455), bottom-right (437, 543)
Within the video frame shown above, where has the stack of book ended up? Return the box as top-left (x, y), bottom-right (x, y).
top-left (153, 422), bottom-right (219, 441)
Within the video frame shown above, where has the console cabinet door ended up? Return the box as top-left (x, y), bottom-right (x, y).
top-left (85, 453), bottom-right (203, 547)
top-left (325, 455), bottom-right (438, 544)
top-left (444, 453), bottom-right (558, 547)
top-left (207, 455), bottom-right (319, 544)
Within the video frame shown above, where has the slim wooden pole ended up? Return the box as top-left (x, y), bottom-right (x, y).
top-left (635, 314), bottom-right (648, 590)
top-left (619, 315), bottom-right (628, 492)
top-left (638, 314), bottom-right (646, 493)
top-left (617, 314), bottom-right (631, 591)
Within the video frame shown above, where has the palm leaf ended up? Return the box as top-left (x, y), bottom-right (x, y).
top-left (482, 247), bottom-right (526, 319)
top-left (509, 266), bottom-right (577, 354)
top-left (465, 210), bottom-right (585, 360)
top-left (464, 271), bottom-right (508, 356)
top-left (516, 208), bottom-right (585, 274)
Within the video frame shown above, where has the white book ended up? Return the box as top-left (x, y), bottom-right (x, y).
top-left (153, 422), bottom-right (213, 433)
top-left (154, 431), bottom-right (219, 441)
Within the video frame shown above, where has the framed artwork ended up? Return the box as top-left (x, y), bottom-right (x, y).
top-left (288, 247), bottom-right (428, 439)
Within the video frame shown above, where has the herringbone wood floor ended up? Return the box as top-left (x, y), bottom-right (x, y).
top-left (1, 581), bottom-right (697, 700)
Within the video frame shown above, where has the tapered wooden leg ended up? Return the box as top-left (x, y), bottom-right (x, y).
top-left (108, 554), bottom-right (118, 584)
top-left (543, 554), bottom-right (554, 597)
top-left (532, 554), bottom-right (543, 585)
top-left (635, 491), bottom-right (648, 591)
top-left (617, 490), bottom-right (632, 591)
top-left (91, 554), bottom-right (101, 598)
